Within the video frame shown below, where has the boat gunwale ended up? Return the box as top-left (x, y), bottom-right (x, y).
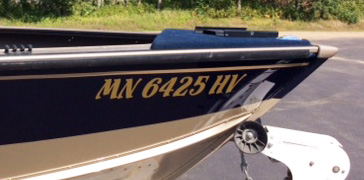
top-left (0, 44), bottom-right (154, 56)
top-left (0, 63), bottom-right (309, 81)
top-left (0, 46), bottom-right (318, 62)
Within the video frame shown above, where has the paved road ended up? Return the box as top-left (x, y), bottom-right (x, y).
top-left (178, 37), bottom-right (364, 180)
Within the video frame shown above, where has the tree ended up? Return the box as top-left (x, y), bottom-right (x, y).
top-left (158, 0), bottom-right (162, 11)
top-left (97, 0), bottom-right (104, 7)
top-left (236, 0), bottom-right (241, 14)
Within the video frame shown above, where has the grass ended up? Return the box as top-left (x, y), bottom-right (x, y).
top-left (0, 6), bottom-right (364, 32)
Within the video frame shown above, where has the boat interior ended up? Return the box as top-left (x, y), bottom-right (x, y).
top-left (0, 27), bottom-right (157, 55)
top-left (0, 26), bottom-right (314, 56)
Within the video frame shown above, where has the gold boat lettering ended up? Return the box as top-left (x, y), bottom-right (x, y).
top-left (96, 74), bottom-right (247, 100)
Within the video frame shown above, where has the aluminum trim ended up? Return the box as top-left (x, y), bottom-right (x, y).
top-left (0, 46), bottom-right (318, 62)
top-left (20, 44), bottom-right (152, 55)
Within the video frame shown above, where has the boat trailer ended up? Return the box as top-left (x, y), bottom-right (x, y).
top-left (234, 121), bottom-right (350, 180)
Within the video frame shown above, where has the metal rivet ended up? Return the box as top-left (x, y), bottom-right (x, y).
top-left (333, 166), bottom-right (340, 173)
top-left (309, 161), bottom-right (314, 166)
top-left (267, 143), bottom-right (273, 149)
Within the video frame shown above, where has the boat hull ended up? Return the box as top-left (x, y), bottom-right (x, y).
top-left (0, 27), bottom-right (336, 179)
top-left (0, 60), bottom-right (321, 179)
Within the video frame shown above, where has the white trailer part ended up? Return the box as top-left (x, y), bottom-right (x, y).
top-left (262, 126), bottom-right (350, 180)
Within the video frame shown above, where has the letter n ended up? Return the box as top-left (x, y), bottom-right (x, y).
top-left (118, 78), bottom-right (142, 99)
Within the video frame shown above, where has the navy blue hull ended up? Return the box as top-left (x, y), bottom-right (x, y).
top-left (0, 58), bottom-right (323, 145)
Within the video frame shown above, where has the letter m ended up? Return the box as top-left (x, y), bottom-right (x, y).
top-left (95, 79), bottom-right (121, 100)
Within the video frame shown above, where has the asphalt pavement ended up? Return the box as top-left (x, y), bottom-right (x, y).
top-left (178, 37), bottom-right (364, 180)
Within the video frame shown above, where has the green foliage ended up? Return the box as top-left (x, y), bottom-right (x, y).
top-left (194, 0), bottom-right (238, 18)
top-left (0, 0), bottom-right (363, 24)
top-left (0, 0), bottom-right (75, 22)
top-left (143, 0), bottom-right (197, 10)
top-left (90, 3), bottom-right (156, 17)
top-left (281, 0), bottom-right (362, 24)
top-left (72, 0), bottom-right (98, 16)
top-left (336, 1), bottom-right (361, 24)
top-left (313, 0), bottom-right (338, 20)
top-left (311, 0), bottom-right (362, 24)
top-left (242, 0), bottom-right (363, 24)
top-left (240, 1), bottom-right (282, 20)
top-left (72, 0), bottom-right (156, 17)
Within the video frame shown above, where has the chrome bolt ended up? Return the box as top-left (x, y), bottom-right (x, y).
top-left (333, 166), bottom-right (340, 173)
top-left (246, 132), bottom-right (254, 140)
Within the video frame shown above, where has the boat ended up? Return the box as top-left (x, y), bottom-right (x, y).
top-left (0, 26), bottom-right (350, 180)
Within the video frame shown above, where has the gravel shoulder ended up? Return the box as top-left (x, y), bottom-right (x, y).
top-left (280, 31), bottom-right (364, 40)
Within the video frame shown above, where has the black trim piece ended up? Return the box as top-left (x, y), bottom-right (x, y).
top-left (195, 27), bottom-right (278, 38)
top-left (0, 27), bottom-right (157, 39)
top-left (0, 27), bottom-right (157, 48)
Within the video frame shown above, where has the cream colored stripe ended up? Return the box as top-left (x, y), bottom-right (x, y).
top-left (1, 107), bottom-right (250, 179)
top-left (22, 114), bottom-right (251, 180)
top-left (0, 63), bottom-right (308, 81)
